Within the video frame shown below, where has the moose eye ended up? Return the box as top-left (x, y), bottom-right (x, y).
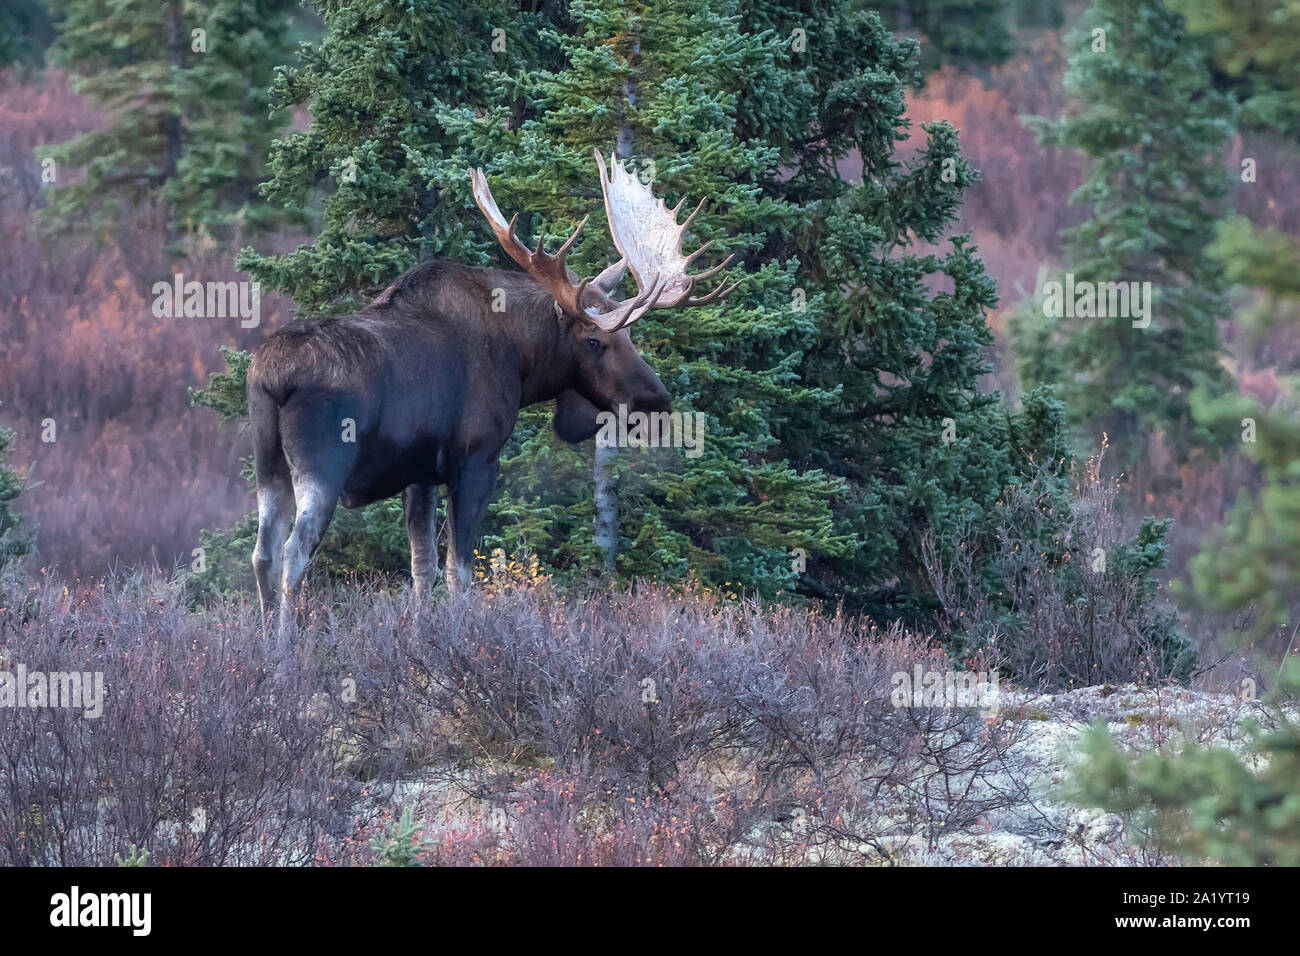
top-left (585, 337), bottom-right (602, 353)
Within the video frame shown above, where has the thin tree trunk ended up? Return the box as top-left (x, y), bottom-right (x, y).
top-left (162, 1), bottom-right (185, 248)
top-left (592, 37), bottom-right (640, 574)
top-left (593, 441), bottom-right (618, 572)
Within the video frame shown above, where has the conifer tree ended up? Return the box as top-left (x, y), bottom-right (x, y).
top-left (442, 0), bottom-right (852, 594)
top-left (1015, 0), bottom-right (1236, 471)
top-left (0, 412), bottom-right (34, 576)
top-left (1185, 220), bottom-right (1300, 637)
top-left (1080, 3), bottom-right (1300, 854)
top-left (1078, 658), bottom-right (1300, 865)
top-left (0, 0), bottom-right (56, 69)
top-left (39, 0), bottom-right (297, 245)
top-left (233, 0), bottom-right (543, 311)
top-left (201, 0), bottom-right (1078, 622)
top-left (1172, 3), bottom-right (1300, 637)
top-left (724, 0), bottom-right (1070, 618)
top-left (884, 0), bottom-right (1016, 72)
top-left (203, 0), bottom-right (853, 595)
top-left (1167, 0), bottom-right (1300, 138)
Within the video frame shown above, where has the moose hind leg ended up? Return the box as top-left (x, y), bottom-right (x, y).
top-left (278, 478), bottom-right (339, 640)
top-left (253, 478), bottom-right (293, 617)
top-left (446, 460), bottom-right (499, 592)
top-left (403, 483), bottom-right (440, 596)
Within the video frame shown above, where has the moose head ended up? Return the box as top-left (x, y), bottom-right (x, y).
top-left (470, 151), bottom-right (740, 441)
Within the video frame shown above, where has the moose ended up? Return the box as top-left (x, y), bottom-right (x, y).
top-left (247, 150), bottom-right (736, 633)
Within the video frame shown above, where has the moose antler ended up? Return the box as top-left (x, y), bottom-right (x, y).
top-left (594, 150), bottom-right (740, 309)
top-left (470, 168), bottom-right (665, 331)
top-left (470, 154), bottom-right (736, 331)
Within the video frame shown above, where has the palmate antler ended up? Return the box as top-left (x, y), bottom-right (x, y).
top-left (470, 150), bottom-right (737, 331)
top-left (594, 150), bottom-right (741, 309)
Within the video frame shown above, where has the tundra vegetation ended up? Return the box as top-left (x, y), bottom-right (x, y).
top-left (0, 0), bottom-right (1297, 865)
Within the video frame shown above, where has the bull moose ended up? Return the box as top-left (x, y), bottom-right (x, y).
top-left (247, 150), bottom-right (737, 633)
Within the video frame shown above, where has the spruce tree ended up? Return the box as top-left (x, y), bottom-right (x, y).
top-left (233, 0), bottom-right (544, 312)
top-left (442, 0), bottom-right (852, 595)
top-left (0, 412), bottom-right (35, 576)
top-left (0, 0), bottom-right (56, 69)
top-left (1078, 658), bottom-right (1300, 865)
top-left (202, 0), bottom-right (1078, 624)
top-left (1172, 3), bottom-right (1300, 637)
top-left (1079, 3), bottom-right (1300, 855)
top-left (1015, 0), bottom-right (1236, 471)
top-left (203, 0), bottom-right (853, 595)
top-left (884, 0), bottom-right (1016, 72)
top-left (38, 0), bottom-right (297, 245)
top-left (1167, 0), bottom-right (1300, 138)
top-left (718, 0), bottom-right (1067, 619)
top-left (1185, 220), bottom-right (1300, 637)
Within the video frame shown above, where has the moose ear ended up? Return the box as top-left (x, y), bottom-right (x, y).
top-left (552, 389), bottom-right (603, 443)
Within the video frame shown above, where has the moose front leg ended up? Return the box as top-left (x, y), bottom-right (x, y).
top-left (445, 459), bottom-right (499, 592)
top-left (402, 482), bottom-right (440, 596)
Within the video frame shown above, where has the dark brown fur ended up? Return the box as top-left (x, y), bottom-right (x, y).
top-left (248, 260), bottom-right (670, 635)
